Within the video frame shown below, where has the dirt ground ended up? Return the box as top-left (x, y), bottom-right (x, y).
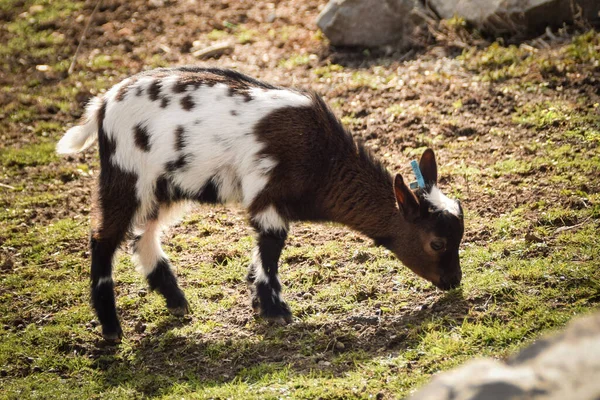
top-left (1, 0), bottom-right (599, 398)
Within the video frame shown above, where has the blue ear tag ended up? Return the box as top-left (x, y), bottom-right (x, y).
top-left (410, 160), bottom-right (425, 190)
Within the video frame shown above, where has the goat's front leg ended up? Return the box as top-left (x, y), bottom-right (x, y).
top-left (247, 228), bottom-right (292, 323)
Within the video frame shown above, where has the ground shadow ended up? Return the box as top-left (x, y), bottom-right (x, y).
top-left (91, 289), bottom-right (470, 395)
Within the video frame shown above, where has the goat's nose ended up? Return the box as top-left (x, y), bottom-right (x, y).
top-left (439, 275), bottom-right (461, 290)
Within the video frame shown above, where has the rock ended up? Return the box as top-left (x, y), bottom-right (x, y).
top-left (428, 0), bottom-right (600, 35)
top-left (0, 256), bottom-right (13, 271)
top-left (28, 5), bottom-right (44, 14)
top-left (409, 312), bottom-right (600, 400)
top-left (316, 0), bottom-right (424, 48)
top-left (335, 341), bottom-right (346, 350)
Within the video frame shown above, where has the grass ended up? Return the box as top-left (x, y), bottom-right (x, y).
top-left (279, 54), bottom-right (312, 69)
top-left (459, 30), bottom-right (600, 82)
top-left (1, 1), bottom-right (600, 397)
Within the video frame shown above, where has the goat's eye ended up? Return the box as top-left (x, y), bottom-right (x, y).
top-left (431, 240), bottom-right (445, 252)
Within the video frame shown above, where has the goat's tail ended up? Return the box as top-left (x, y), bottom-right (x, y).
top-left (56, 96), bottom-right (103, 154)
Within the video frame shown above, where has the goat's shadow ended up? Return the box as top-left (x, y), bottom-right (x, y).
top-left (91, 289), bottom-right (470, 395)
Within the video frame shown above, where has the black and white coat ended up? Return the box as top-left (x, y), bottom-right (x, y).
top-left (58, 67), bottom-right (464, 341)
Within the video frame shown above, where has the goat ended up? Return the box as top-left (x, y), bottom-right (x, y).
top-left (57, 67), bottom-right (464, 341)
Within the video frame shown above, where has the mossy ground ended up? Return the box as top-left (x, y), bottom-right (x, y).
top-left (1, 1), bottom-right (599, 399)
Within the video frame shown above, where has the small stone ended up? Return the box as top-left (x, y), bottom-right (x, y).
top-left (335, 341), bottom-right (345, 350)
top-left (525, 232), bottom-right (544, 243)
top-left (117, 27), bottom-right (133, 36)
top-left (0, 257), bottom-right (13, 271)
top-left (134, 321), bottom-right (146, 334)
top-left (29, 5), bottom-right (44, 14)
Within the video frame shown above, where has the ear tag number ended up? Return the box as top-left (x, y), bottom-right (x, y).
top-left (410, 160), bottom-right (425, 189)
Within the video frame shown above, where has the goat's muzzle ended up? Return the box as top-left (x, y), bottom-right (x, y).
top-left (436, 269), bottom-right (462, 291)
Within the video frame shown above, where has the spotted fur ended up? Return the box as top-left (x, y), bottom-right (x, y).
top-left (57, 67), bottom-right (464, 341)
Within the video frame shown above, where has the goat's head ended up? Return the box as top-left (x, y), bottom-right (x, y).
top-left (384, 149), bottom-right (464, 290)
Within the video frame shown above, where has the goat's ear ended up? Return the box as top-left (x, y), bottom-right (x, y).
top-left (419, 148), bottom-right (438, 185)
top-left (394, 174), bottom-right (420, 220)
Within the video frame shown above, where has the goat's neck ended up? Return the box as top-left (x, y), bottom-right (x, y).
top-left (321, 149), bottom-right (402, 240)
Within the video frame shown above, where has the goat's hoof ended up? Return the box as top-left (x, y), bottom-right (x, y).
top-left (263, 313), bottom-right (293, 325)
top-left (168, 302), bottom-right (191, 317)
top-left (269, 314), bottom-right (293, 325)
top-left (260, 302), bottom-right (293, 324)
top-left (102, 330), bottom-right (123, 343)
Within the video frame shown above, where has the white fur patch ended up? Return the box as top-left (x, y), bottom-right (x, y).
top-left (132, 220), bottom-right (167, 276)
top-left (97, 276), bottom-right (113, 286)
top-left (424, 186), bottom-right (461, 216)
top-left (253, 205), bottom-right (287, 232)
top-left (56, 97), bottom-right (103, 154)
top-left (100, 75), bottom-right (311, 220)
top-left (252, 247), bottom-right (269, 284)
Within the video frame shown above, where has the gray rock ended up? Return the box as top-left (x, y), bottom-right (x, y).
top-left (317, 0), bottom-right (424, 48)
top-left (427, 0), bottom-right (600, 35)
top-left (409, 312), bottom-right (600, 400)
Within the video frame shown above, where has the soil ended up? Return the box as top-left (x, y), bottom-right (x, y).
top-left (1, 0), bottom-right (599, 391)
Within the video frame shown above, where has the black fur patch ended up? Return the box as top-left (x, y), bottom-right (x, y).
top-left (248, 229), bottom-right (291, 321)
top-left (166, 154), bottom-right (189, 172)
top-left (115, 78), bottom-right (138, 102)
top-left (174, 125), bottom-right (186, 151)
top-left (90, 237), bottom-right (122, 339)
top-left (160, 97), bottom-right (170, 108)
top-left (155, 176), bottom-right (186, 204)
top-left (134, 123), bottom-right (151, 152)
top-left (373, 236), bottom-right (394, 250)
top-left (181, 95), bottom-right (195, 111)
top-left (146, 258), bottom-right (189, 312)
top-left (230, 110), bottom-right (238, 116)
top-left (196, 180), bottom-right (219, 204)
top-left (173, 79), bottom-right (201, 94)
top-left (228, 86), bottom-right (252, 102)
top-left (148, 80), bottom-right (162, 101)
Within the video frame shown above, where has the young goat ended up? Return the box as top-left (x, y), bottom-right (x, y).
top-left (57, 67), bottom-right (464, 341)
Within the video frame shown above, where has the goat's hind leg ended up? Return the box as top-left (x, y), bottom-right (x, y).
top-left (90, 204), bottom-right (135, 342)
top-left (133, 212), bottom-right (189, 316)
top-left (91, 232), bottom-right (124, 341)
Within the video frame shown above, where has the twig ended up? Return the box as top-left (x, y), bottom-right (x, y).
top-left (0, 183), bottom-right (15, 190)
top-left (554, 217), bottom-right (592, 234)
top-left (68, 0), bottom-right (103, 75)
top-left (192, 42), bottom-right (234, 59)
top-left (545, 26), bottom-right (557, 41)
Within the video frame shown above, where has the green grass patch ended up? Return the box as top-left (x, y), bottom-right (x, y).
top-left (1, 3), bottom-right (599, 397)
top-left (279, 53), bottom-right (312, 69)
top-left (460, 31), bottom-right (600, 82)
top-left (0, 141), bottom-right (58, 167)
